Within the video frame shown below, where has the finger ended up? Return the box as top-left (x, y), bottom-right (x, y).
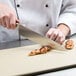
top-left (16, 19), bottom-right (19, 23)
top-left (49, 32), bottom-right (56, 41)
top-left (16, 19), bottom-right (20, 27)
top-left (0, 18), bottom-right (2, 25)
top-left (1, 16), bottom-right (6, 27)
top-left (50, 30), bottom-right (59, 41)
top-left (10, 14), bottom-right (16, 29)
top-left (55, 32), bottom-right (62, 44)
top-left (4, 16), bottom-right (10, 29)
top-left (60, 35), bottom-right (65, 44)
top-left (46, 28), bottom-right (55, 38)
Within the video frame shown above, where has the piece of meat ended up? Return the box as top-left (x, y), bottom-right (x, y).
top-left (65, 39), bottom-right (74, 50)
top-left (28, 39), bottom-right (74, 56)
top-left (28, 45), bottom-right (52, 56)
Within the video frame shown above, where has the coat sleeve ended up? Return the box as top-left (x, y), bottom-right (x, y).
top-left (57, 0), bottom-right (76, 35)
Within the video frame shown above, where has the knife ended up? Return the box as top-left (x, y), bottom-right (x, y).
top-left (14, 0), bottom-right (66, 51)
top-left (18, 24), bottom-right (66, 51)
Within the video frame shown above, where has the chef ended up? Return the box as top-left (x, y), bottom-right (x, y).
top-left (0, 0), bottom-right (76, 44)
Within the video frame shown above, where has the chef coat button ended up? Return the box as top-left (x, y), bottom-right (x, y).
top-left (46, 24), bottom-right (49, 27)
top-left (17, 4), bottom-right (20, 7)
top-left (45, 4), bottom-right (49, 7)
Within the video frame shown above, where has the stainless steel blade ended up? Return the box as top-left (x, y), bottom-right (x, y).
top-left (19, 24), bottom-right (66, 51)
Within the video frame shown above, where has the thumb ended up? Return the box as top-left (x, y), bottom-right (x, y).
top-left (16, 19), bottom-right (20, 27)
top-left (16, 19), bottom-right (20, 23)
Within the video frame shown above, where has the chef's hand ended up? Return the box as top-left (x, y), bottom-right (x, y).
top-left (0, 3), bottom-right (19, 29)
top-left (46, 24), bottom-right (70, 44)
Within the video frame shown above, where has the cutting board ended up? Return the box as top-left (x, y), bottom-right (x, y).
top-left (0, 37), bottom-right (76, 76)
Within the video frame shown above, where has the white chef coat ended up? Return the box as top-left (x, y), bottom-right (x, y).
top-left (0, 0), bottom-right (76, 43)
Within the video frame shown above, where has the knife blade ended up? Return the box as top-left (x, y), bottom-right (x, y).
top-left (18, 24), bottom-right (66, 51)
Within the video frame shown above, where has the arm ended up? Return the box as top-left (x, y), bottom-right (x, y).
top-left (0, 1), bottom-right (19, 29)
top-left (57, 0), bottom-right (76, 35)
top-left (46, 0), bottom-right (76, 44)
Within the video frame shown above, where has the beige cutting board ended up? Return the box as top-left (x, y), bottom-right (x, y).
top-left (0, 37), bottom-right (76, 76)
